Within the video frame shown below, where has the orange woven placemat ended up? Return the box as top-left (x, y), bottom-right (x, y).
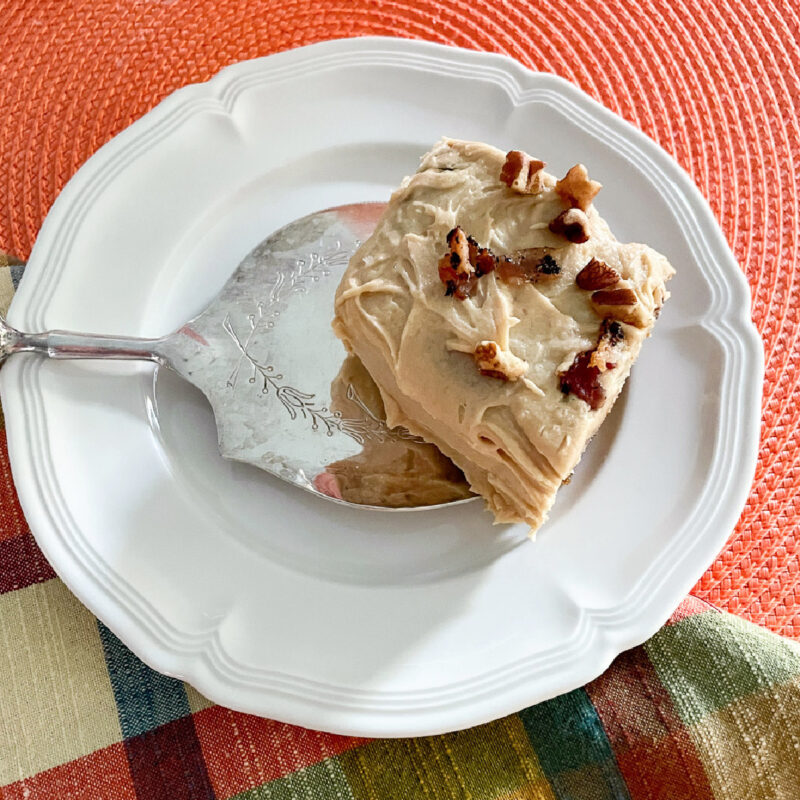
top-left (1, 0), bottom-right (798, 636)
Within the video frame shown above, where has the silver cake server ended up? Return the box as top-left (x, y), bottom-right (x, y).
top-left (0, 202), bottom-right (475, 511)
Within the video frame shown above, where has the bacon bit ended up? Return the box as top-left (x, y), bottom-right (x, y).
top-left (559, 351), bottom-right (605, 409)
top-left (475, 249), bottom-right (497, 276)
top-left (494, 258), bottom-right (525, 286)
top-left (555, 164), bottom-right (602, 211)
top-left (560, 320), bottom-right (626, 406)
top-left (536, 254), bottom-right (561, 275)
top-left (604, 319), bottom-right (625, 344)
top-left (588, 319), bottom-right (625, 372)
top-left (496, 248), bottom-right (561, 286)
top-left (576, 259), bottom-right (620, 291)
top-left (438, 231), bottom-right (562, 297)
top-left (500, 150), bottom-right (546, 194)
top-left (549, 208), bottom-right (590, 243)
top-left (516, 248), bottom-right (559, 275)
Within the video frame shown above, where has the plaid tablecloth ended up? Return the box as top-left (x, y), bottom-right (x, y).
top-left (3, 0), bottom-right (800, 797)
top-left (2, 512), bottom-right (800, 799)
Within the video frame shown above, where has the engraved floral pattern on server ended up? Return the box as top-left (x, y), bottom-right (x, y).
top-left (222, 307), bottom-right (420, 445)
top-left (219, 234), bottom-right (422, 444)
top-left (344, 384), bottom-right (425, 444)
top-left (222, 310), bottom-right (360, 439)
top-left (228, 236), bottom-right (354, 392)
top-left (263, 237), bottom-right (350, 306)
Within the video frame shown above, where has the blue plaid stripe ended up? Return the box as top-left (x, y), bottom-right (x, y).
top-left (97, 621), bottom-right (191, 739)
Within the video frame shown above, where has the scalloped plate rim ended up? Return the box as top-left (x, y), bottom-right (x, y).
top-left (0, 37), bottom-right (763, 736)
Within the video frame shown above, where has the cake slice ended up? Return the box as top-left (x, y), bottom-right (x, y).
top-left (325, 354), bottom-right (473, 507)
top-left (333, 138), bottom-right (674, 531)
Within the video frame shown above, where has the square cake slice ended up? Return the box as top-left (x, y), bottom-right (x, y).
top-left (333, 138), bottom-right (675, 531)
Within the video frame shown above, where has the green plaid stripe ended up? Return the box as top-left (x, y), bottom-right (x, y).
top-left (646, 611), bottom-right (800, 724)
top-left (339, 716), bottom-right (551, 799)
top-left (6, 601), bottom-right (798, 799)
top-left (229, 761), bottom-right (354, 800)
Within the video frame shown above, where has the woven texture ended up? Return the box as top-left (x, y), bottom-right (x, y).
top-left (2, 1), bottom-right (800, 796)
top-left (0, 0), bottom-right (798, 635)
top-left (2, 569), bottom-right (800, 799)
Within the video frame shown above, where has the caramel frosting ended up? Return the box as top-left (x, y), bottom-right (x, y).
top-left (333, 138), bottom-right (674, 531)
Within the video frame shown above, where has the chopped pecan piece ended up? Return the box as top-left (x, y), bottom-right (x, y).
top-left (555, 164), bottom-right (602, 211)
top-left (439, 227), bottom-right (482, 299)
top-left (549, 208), bottom-right (590, 243)
top-left (591, 287), bottom-right (637, 305)
top-left (590, 287), bottom-right (648, 328)
top-left (500, 150), bottom-right (546, 194)
top-left (445, 227), bottom-right (474, 277)
top-left (438, 256), bottom-right (478, 299)
top-left (466, 235), bottom-right (497, 276)
top-left (474, 340), bottom-right (529, 381)
top-left (576, 259), bottom-right (620, 290)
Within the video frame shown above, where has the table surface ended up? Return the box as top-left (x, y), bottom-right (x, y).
top-left (1, 0), bottom-right (799, 638)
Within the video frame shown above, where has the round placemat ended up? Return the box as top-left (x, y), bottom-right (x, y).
top-left (1, 0), bottom-right (798, 636)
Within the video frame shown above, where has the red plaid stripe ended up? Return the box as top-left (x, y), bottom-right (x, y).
top-left (1, 743), bottom-right (136, 800)
top-left (586, 648), bottom-right (715, 800)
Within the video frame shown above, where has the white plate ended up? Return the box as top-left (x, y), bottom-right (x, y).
top-left (0, 37), bottom-right (762, 737)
